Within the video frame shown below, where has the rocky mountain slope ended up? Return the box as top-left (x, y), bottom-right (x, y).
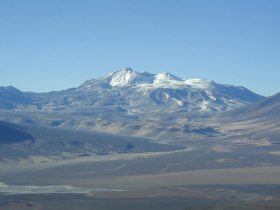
top-left (0, 68), bottom-right (264, 113)
top-left (224, 92), bottom-right (280, 121)
top-left (0, 68), bottom-right (265, 139)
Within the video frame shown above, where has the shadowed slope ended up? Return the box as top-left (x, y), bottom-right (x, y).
top-left (0, 122), bottom-right (34, 144)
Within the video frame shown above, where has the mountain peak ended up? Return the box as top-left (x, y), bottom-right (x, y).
top-left (110, 67), bottom-right (134, 75)
top-left (122, 67), bottom-right (134, 72)
top-left (154, 72), bottom-right (182, 84)
top-left (0, 86), bottom-right (22, 93)
top-left (109, 68), bottom-right (139, 87)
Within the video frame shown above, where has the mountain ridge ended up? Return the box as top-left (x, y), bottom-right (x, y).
top-left (0, 68), bottom-right (265, 114)
top-left (224, 92), bottom-right (280, 121)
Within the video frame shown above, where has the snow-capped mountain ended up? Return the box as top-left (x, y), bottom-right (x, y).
top-left (0, 68), bottom-right (264, 113)
top-left (78, 68), bottom-right (264, 113)
top-left (80, 68), bottom-right (175, 88)
top-left (0, 68), bottom-right (265, 139)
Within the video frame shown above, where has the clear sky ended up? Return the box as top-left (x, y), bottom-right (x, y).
top-left (0, 0), bottom-right (279, 96)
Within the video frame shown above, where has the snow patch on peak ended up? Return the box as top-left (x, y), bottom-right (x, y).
top-left (184, 79), bottom-right (213, 89)
top-left (109, 67), bottom-right (134, 75)
top-left (110, 68), bottom-right (138, 87)
top-left (154, 72), bottom-right (182, 84)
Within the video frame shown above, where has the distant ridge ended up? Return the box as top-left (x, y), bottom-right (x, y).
top-left (0, 68), bottom-right (266, 139)
top-left (224, 92), bottom-right (280, 121)
top-left (0, 68), bottom-right (264, 113)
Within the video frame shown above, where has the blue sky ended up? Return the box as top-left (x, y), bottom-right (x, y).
top-left (0, 0), bottom-right (279, 96)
